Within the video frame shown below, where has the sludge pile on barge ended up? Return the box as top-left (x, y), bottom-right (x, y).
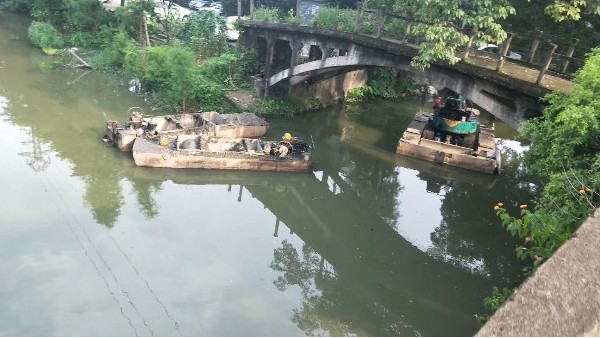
top-left (104, 108), bottom-right (311, 172)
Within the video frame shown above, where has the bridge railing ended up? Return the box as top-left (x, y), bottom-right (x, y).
top-left (351, 3), bottom-right (587, 82)
top-left (239, 0), bottom-right (587, 86)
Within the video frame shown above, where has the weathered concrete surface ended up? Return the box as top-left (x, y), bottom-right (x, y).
top-left (477, 209), bottom-right (600, 337)
top-left (289, 69), bottom-right (368, 104)
top-left (241, 21), bottom-right (554, 130)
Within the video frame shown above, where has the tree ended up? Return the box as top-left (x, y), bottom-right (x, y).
top-left (387, 0), bottom-right (516, 68)
top-left (64, 0), bottom-right (106, 34)
top-left (126, 44), bottom-right (198, 112)
top-left (495, 48), bottom-right (600, 265)
top-left (543, 0), bottom-right (600, 22)
top-left (180, 11), bottom-right (228, 59)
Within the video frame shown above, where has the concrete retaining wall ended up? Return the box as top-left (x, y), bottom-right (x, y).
top-left (477, 208), bottom-right (600, 336)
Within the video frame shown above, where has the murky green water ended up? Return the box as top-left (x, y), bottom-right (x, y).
top-left (0, 12), bottom-right (534, 336)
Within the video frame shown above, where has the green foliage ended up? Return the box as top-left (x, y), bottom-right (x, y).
top-left (398, 0), bottom-right (516, 69)
top-left (476, 287), bottom-right (512, 324)
top-left (313, 7), bottom-right (355, 32)
top-left (27, 21), bottom-right (64, 49)
top-left (63, 0), bottom-right (106, 33)
top-left (346, 69), bottom-right (418, 102)
top-left (544, 0), bottom-right (600, 22)
top-left (250, 7), bottom-right (281, 23)
top-left (89, 28), bottom-right (138, 71)
top-left (238, 50), bottom-right (261, 76)
top-left (248, 97), bottom-right (325, 116)
top-left (0, 0), bottom-right (30, 13)
top-left (284, 8), bottom-right (305, 25)
top-left (495, 48), bottom-right (600, 267)
top-left (126, 43), bottom-right (200, 111)
top-left (67, 31), bottom-right (101, 50)
top-left (197, 53), bottom-right (239, 86)
top-left (189, 76), bottom-right (226, 111)
top-left (180, 11), bottom-right (228, 59)
top-left (346, 85), bottom-right (376, 102)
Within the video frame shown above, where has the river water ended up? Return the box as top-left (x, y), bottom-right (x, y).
top-left (0, 12), bottom-right (534, 336)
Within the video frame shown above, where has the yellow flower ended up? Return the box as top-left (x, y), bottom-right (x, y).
top-left (494, 205), bottom-right (500, 211)
top-left (497, 202), bottom-right (504, 207)
top-left (579, 189), bottom-right (586, 194)
top-left (519, 204), bottom-right (528, 209)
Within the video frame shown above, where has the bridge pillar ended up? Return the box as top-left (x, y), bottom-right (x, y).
top-left (289, 40), bottom-right (302, 68)
top-left (319, 44), bottom-right (328, 60)
top-left (263, 37), bottom-right (275, 98)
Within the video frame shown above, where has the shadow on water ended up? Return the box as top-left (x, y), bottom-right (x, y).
top-left (0, 11), bottom-right (537, 336)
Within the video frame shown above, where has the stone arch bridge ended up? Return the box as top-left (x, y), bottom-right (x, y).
top-left (240, 21), bottom-right (567, 130)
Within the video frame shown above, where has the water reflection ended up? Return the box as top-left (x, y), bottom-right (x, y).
top-left (18, 126), bottom-right (52, 172)
top-left (0, 11), bottom-right (532, 336)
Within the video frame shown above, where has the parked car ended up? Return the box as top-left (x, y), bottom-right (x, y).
top-left (477, 44), bottom-right (522, 60)
top-left (153, 0), bottom-right (192, 21)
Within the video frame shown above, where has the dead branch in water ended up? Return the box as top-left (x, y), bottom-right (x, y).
top-left (68, 48), bottom-right (94, 70)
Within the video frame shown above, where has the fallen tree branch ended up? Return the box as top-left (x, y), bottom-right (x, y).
top-left (68, 48), bottom-right (94, 69)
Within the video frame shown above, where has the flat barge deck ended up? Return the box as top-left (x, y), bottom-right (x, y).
top-left (396, 111), bottom-right (500, 175)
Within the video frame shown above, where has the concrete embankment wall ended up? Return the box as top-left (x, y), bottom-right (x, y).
top-left (477, 208), bottom-right (600, 336)
top-left (289, 69), bottom-right (368, 104)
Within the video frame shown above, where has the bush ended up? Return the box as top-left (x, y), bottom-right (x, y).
top-left (180, 11), bottom-right (228, 59)
top-left (248, 97), bottom-right (325, 116)
top-left (89, 28), bottom-right (138, 71)
top-left (313, 7), bottom-right (355, 32)
top-left (284, 8), bottom-right (304, 25)
top-left (125, 43), bottom-right (199, 111)
top-left (495, 48), bottom-right (600, 266)
top-left (250, 7), bottom-right (281, 23)
top-left (27, 21), bottom-right (64, 49)
top-left (198, 53), bottom-right (240, 86)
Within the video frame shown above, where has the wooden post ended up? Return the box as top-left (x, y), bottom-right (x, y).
top-left (296, 0), bottom-right (301, 19)
top-left (528, 30), bottom-right (543, 63)
top-left (376, 7), bottom-right (384, 39)
top-left (237, 0), bottom-right (241, 19)
top-left (561, 38), bottom-right (579, 73)
top-left (144, 16), bottom-right (151, 47)
top-left (461, 25), bottom-right (478, 60)
top-left (402, 15), bottom-right (412, 44)
top-left (263, 38), bottom-right (275, 98)
top-left (496, 32), bottom-right (515, 73)
top-left (250, 0), bottom-right (254, 15)
top-left (354, 2), bottom-right (363, 33)
top-left (536, 42), bottom-right (558, 85)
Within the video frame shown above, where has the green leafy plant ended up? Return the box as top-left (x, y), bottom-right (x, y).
top-left (476, 287), bottom-right (512, 324)
top-left (284, 8), bottom-right (304, 25)
top-left (250, 7), bottom-right (281, 23)
top-left (313, 7), bottom-right (355, 32)
top-left (89, 28), bottom-right (138, 71)
top-left (494, 47), bottom-right (600, 266)
top-left (180, 11), bottom-right (228, 59)
top-left (27, 21), bottom-right (64, 49)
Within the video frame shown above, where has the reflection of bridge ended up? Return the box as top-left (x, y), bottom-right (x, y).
top-left (242, 169), bottom-right (491, 336)
top-left (239, 20), bottom-right (575, 129)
